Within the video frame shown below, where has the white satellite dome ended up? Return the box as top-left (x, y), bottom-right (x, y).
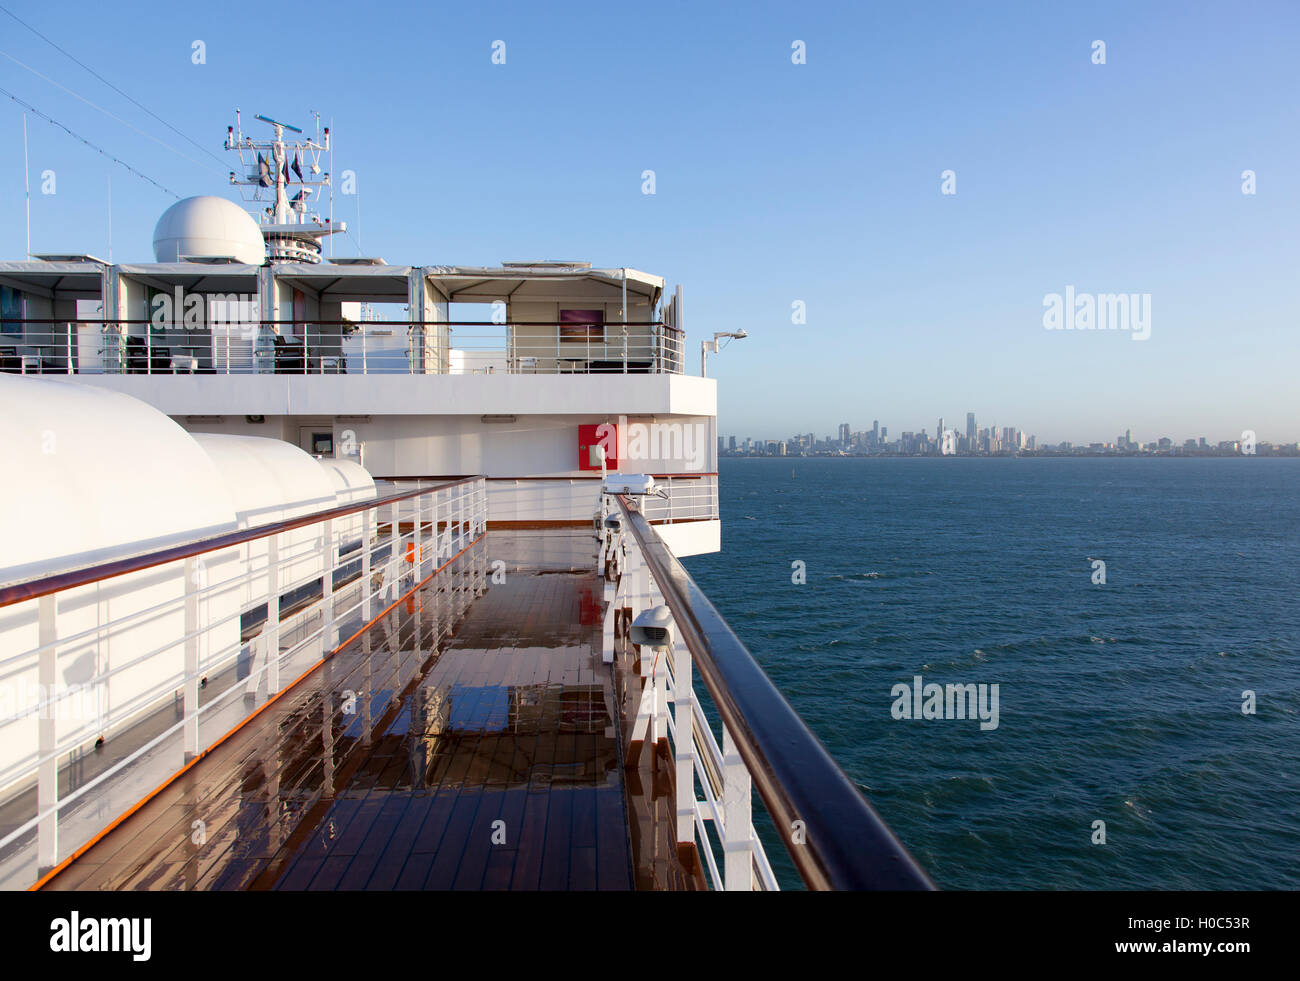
top-left (152, 195), bottom-right (266, 264)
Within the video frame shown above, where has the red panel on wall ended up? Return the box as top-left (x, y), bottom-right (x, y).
top-left (578, 423), bottom-right (617, 471)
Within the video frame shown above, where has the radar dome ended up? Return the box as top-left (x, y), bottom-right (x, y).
top-left (153, 195), bottom-right (266, 264)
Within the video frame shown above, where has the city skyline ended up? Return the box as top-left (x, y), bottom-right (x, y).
top-left (721, 410), bottom-right (1296, 457)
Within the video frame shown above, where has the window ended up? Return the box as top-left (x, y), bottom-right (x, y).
top-left (0, 286), bottom-right (21, 337)
top-left (559, 309), bottom-right (604, 343)
top-left (311, 432), bottom-right (334, 456)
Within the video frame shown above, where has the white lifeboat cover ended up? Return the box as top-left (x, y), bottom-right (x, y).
top-left (190, 434), bottom-right (338, 529)
top-left (0, 376), bottom-right (238, 581)
top-left (315, 458), bottom-right (377, 507)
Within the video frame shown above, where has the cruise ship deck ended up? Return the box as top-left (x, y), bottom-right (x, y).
top-left (35, 529), bottom-right (696, 891)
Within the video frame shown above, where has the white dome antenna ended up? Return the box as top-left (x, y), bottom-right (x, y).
top-left (152, 196), bottom-right (266, 265)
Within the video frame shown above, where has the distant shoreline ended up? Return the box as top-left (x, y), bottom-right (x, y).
top-left (720, 453), bottom-right (1300, 460)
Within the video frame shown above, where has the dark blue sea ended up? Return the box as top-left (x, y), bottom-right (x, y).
top-left (681, 458), bottom-right (1300, 890)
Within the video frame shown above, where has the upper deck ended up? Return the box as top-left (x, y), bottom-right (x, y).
top-left (0, 259), bottom-right (686, 380)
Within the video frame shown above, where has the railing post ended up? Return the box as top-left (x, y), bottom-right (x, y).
top-left (388, 501), bottom-right (402, 599)
top-left (602, 569), bottom-right (618, 665)
top-left (183, 557), bottom-right (200, 759)
top-left (265, 535), bottom-right (281, 695)
top-left (322, 518), bottom-right (336, 653)
top-left (37, 594), bottom-right (58, 871)
top-left (624, 545), bottom-right (655, 764)
top-left (362, 325), bottom-right (367, 374)
top-left (652, 593), bottom-right (669, 747)
top-left (414, 493), bottom-right (424, 579)
top-left (449, 485), bottom-right (457, 555)
top-left (442, 486), bottom-right (448, 564)
top-left (442, 484), bottom-right (450, 557)
top-left (722, 725), bottom-right (753, 891)
top-left (674, 636), bottom-right (695, 856)
top-left (65, 322), bottom-right (73, 374)
top-left (362, 508), bottom-right (373, 621)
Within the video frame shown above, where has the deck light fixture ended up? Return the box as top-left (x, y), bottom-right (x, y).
top-left (701, 329), bottom-right (747, 377)
top-left (630, 605), bottom-right (674, 650)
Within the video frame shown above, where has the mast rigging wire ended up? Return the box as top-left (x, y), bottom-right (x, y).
top-left (0, 85), bottom-right (181, 199)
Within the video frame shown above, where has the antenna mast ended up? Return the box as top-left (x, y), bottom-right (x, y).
top-left (225, 111), bottom-right (346, 263)
top-left (23, 113), bottom-right (30, 258)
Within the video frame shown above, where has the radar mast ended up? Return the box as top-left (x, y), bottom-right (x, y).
top-left (225, 110), bottom-right (346, 263)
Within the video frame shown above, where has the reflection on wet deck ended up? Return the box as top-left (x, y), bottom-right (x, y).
top-left (44, 530), bottom-right (635, 891)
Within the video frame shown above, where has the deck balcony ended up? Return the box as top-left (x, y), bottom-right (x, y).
top-left (1, 319), bottom-right (686, 377)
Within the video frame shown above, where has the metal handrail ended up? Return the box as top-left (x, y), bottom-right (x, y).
top-left (0, 476), bottom-right (482, 609)
top-left (614, 493), bottom-right (934, 891)
top-left (2, 319), bottom-right (686, 375)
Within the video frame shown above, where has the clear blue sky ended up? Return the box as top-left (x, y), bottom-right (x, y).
top-left (2, 0), bottom-right (1297, 444)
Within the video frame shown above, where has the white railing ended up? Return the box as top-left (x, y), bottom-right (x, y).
top-left (638, 474), bottom-right (719, 524)
top-left (597, 493), bottom-right (934, 892)
top-left (597, 499), bottom-right (777, 891)
top-left (0, 477), bottom-right (487, 889)
top-left (4, 322), bottom-right (686, 376)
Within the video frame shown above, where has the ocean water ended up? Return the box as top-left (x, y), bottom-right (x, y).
top-left (681, 457), bottom-right (1300, 890)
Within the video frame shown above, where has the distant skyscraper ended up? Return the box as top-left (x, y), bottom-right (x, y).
top-left (728, 435), bottom-right (737, 452)
top-left (966, 412), bottom-right (976, 443)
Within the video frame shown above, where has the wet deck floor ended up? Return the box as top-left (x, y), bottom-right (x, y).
top-left (44, 530), bottom-right (635, 891)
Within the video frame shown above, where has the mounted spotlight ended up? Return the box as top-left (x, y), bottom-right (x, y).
top-left (701, 329), bottom-right (747, 377)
